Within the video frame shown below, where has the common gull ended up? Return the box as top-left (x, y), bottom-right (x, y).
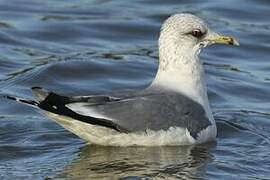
top-left (7, 13), bottom-right (239, 146)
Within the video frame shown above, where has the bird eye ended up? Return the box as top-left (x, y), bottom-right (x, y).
top-left (190, 29), bottom-right (204, 38)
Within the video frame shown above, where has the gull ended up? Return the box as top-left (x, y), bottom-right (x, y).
top-left (6, 13), bottom-right (239, 146)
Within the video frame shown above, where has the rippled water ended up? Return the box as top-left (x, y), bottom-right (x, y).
top-left (0, 0), bottom-right (270, 179)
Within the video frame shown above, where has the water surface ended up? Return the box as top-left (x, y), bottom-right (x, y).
top-left (0, 0), bottom-right (270, 179)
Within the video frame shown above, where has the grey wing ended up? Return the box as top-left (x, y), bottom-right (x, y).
top-left (66, 92), bottom-right (211, 138)
top-left (32, 87), bottom-right (211, 138)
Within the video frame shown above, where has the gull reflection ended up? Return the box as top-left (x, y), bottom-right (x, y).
top-left (58, 143), bottom-right (215, 179)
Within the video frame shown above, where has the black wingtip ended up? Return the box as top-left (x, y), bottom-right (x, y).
top-left (4, 95), bottom-right (39, 106)
top-left (5, 95), bottom-right (17, 101)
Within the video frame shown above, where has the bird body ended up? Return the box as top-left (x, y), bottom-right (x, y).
top-left (6, 13), bottom-right (239, 146)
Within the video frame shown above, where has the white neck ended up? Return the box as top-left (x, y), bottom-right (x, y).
top-left (150, 35), bottom-right (214, 122)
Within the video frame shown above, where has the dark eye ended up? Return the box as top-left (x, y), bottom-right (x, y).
top-left (191, 29), bottom-right (204, 38)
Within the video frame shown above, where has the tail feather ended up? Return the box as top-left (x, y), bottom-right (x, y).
top-left (32, 86), bottom-right (49, 102)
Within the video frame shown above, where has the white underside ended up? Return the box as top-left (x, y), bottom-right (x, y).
top-left (45, 112), bottom-right (216, 146)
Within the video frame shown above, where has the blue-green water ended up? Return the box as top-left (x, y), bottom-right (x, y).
top-left (0, 0), bottom-right (270, 179)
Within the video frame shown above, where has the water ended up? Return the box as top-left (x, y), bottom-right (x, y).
top-left (0, 0), bottom-right (269, 179)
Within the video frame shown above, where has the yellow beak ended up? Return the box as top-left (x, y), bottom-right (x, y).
top-left (206, 35), bottom-right (239, 46)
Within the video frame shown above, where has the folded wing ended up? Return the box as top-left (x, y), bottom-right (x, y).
top-left (33, 87), bottom-right (211, 139)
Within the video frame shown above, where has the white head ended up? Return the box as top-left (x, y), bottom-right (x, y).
top-left (158, 13), bottom-right (239, 69)
top-left (152, 13), bottom-right (239, 128)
